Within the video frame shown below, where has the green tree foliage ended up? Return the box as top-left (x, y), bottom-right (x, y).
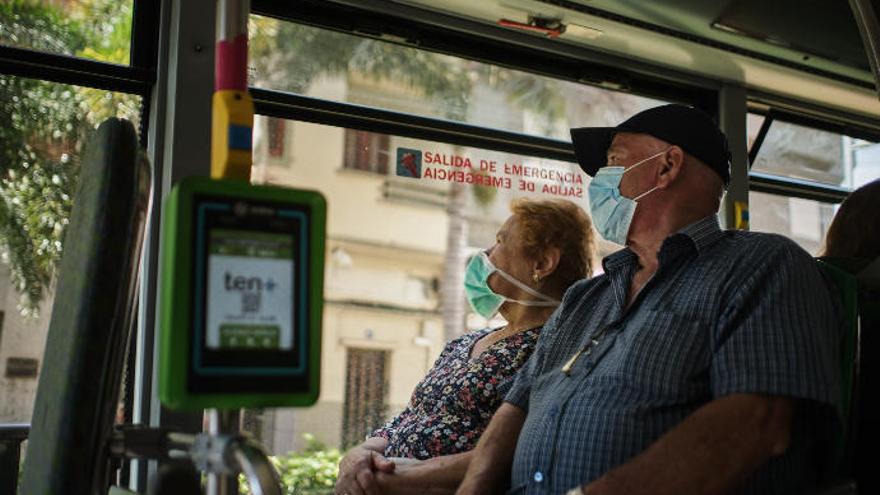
top-left (249, 18), bottom-right (473, 121)
top-left (0, 0), bottom-right (86, 55)
top-left (0, 0), bottom-right (137, 315)
top-left (239, 434), bottom-right (341, 495)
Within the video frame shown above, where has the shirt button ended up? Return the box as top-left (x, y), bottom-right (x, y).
top-left (534, 471), bottom-right (544, 483)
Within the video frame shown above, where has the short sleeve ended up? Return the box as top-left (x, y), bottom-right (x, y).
top-left (503, 351), bottom-right (539, 410)
top-left (711, 238), bottom-right (841, 412)
top-left (504, 304), bottom-right (566, 411)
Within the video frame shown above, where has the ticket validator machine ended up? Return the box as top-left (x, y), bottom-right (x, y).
top-left (159, 177), bottom-right (325, 412)
top-left (152, 177), bottom-right (325, 495)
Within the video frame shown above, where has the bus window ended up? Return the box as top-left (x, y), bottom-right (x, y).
top-left (747, 112), bottom-right (880, 254)
top-left (0, 74), bottom-right (141, 425)
top-left (0, 0), bottom-right (134, 65)
top-left (748, 114), bottom-right (880, 189)
top-left (248, 16), bottom-right (667, 143)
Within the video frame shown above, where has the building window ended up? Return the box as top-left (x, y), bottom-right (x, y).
top-left (6, 357), bottom-right (39, 379)
top-left (267, 117), bottom-right (286, 158)
top-left (343, 129), bottom-right (390, 174)
top-left (341, 348), bottom-right (388, 448)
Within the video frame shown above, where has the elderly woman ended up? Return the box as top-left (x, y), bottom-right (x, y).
top-left (336, 198), bottom-right (596, 495)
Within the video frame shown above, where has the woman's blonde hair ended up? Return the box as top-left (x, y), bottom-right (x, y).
top-left (823, 178), bottom-right (880, 259)
top-left (510, 198), bottom-right (596, 292)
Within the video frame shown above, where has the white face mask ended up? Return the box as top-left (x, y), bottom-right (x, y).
top-left (587, 149), bottom-right (666, 245)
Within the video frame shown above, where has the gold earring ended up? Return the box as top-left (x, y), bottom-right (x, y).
top-left (533, 273), bottom-right (540, 283)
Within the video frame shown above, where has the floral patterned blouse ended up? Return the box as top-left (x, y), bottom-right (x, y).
top-left (371, 326), bottom-right (541, 459)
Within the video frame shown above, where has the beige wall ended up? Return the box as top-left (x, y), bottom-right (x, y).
top-left (257, 120), bottom-right (453, 254)
top-left (0, 267), bottom-right (52, 423)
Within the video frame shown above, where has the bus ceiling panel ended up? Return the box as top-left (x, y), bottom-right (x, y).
top-left (539, 0), bottom-right (871, 85)
top-left (850, 0), bottom-right (880, 100)
top-left (250, 88), bottom-right (578, 163)
top-left (250, 0), bottom-right (720, 110)
top-left (316, 0), bottom-right (880, 121)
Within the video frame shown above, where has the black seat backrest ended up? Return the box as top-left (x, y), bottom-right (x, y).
top-left (854, 291), bottom-right (879, 493)
top-left (817, 260), bottom-right (859, 479)
top-left (816, 257), bottom-right (880, 495)
top-left (21, 118), bottom-right (151, 495)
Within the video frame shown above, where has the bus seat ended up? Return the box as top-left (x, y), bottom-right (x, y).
top-left (816, 257), bottom-right (880, 494)
top-left (854, 285), bottom-right (879, 494)
top-left (817, 259), bottom-right (859, 477)
top-left (20, 118), bottom-right (151, 495)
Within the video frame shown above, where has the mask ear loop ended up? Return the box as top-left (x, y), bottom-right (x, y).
top-left (622, 149), bottom-right (668, 175)
top-left (492, 265), bottom-right (561, 304)
top-left (633, 186), bottom-right (658, 202)
top-left (480, 252), bottom-right (561, 305)
top-left (626, 148), bottom-right (670, 202)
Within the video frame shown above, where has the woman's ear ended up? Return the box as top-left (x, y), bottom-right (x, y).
top-left (535, 246), bottom-right (561, 280)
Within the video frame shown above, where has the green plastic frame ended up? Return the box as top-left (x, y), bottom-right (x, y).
top-left (159, 176), bottom-right (326, 410)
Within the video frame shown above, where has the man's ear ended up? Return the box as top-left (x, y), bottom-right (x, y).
top-left (656, 146), bottom-right (684, 189)
top-left (534, 247), bottom-right (561, 280)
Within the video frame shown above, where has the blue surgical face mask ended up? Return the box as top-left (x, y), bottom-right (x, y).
top-left (587, 149), bottom-right (667, 245)
top-left (464, 251), bottom-right (560, 319)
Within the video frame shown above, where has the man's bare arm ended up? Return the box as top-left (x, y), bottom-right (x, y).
top-left (579, 394), bottom-right (793, 495)
top-left (456, 403), bottom-right (527, 495)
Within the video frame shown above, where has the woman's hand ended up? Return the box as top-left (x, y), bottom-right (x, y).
top-left (336, 439), bottom-right (396, 495)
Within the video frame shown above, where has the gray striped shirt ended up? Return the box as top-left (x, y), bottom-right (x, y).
top-left (505, 215), bottom-right (841, 494)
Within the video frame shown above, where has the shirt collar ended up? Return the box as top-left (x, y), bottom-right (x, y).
top-left (673, 215), bottom-right (724, 254)
top-left (601, 215), bottom-right (724, 273)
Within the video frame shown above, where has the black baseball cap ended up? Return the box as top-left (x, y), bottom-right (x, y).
top-left (570, 104), bottom-right (731, 185)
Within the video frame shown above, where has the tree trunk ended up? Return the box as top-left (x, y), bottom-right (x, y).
top-left (441, 180), bottom-right (468, 342)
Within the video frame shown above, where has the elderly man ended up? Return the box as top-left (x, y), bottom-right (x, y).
top-left (456, 104), bottom-right (841, 495)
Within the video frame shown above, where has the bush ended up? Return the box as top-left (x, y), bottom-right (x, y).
top-left (240, 434), bottom-right (342, 495)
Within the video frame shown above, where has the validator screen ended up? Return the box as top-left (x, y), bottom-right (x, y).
top-left (205, 229), bottom-right (294, 351)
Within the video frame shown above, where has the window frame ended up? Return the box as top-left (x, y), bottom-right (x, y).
top-left (0, 0), bottom-right (160, 143)
top-left (746, 99), bottom-right (880, 204)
